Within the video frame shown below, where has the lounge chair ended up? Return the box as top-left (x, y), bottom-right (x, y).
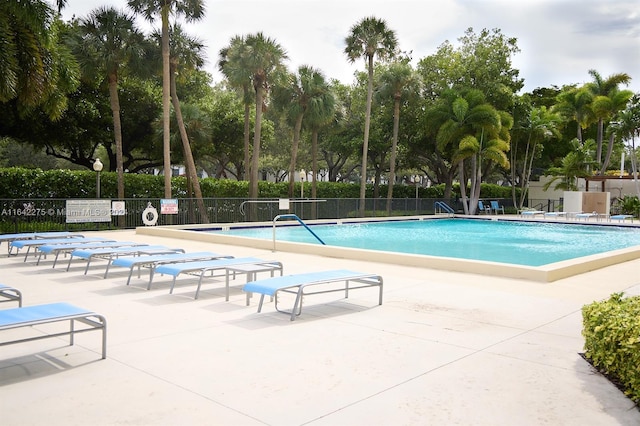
top-left (0, 302), bottom-right (107, 359)
top-left (519, 209), bottom-right (545, 217)
top-left (2, 232), bottom-right (83, 255)
top-left (36, 241), bottom-right (147, 268)
top-left (490, 201), bottom-right (505, 214)
top-left (478, 201), bottom-right (492, 214)
top-left (574, 212), bottom-right (599, 221)
top-left (153, 257), bottom-right (284, 299)
top-left (609, 214), bottom-right (634, 223)
top-left (67, 245), bottom-right (186, 274)
top-left (10, 237), bottom-right (113, 262)
top-left (544, 211), bottom-right (568, 218)
top-left (0, 284), bottom-right (22, 307)
top-left (108, 251), bottom-right (233, 286)
top-left (242, 269), bottom-right (384, 321)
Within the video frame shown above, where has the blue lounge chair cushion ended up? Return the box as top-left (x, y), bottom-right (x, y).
top-left (0, 302), bottom-right (91, 327)
top-left (243, 269), bottom-right (374, 296)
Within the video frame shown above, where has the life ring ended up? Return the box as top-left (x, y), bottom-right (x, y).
top-left (142, 204), bottom-right (158, 226)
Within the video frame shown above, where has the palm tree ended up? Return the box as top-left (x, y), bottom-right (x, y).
top-left (76, 7), bottom-right (146, 204)
top-left (554, 86), bottom-right (594, 143)
top-left (376, 59), bottom-right (416, 214)
top-left (0, 0), bottom-right (79, 119)
top-left (303, 74), bottom-right (336, 201)
top-left (543, 139), bottom-right (594, 191)
top-left (431, 89), bottom-right (507, 214)
top-left (590, 87), bottom-right (633, 173)
top-left (128, 0), bottom-right (205, 199)
top-left (584, 69), bottom-right (631, 170)
top-left (273, 65), bottom-right (333, 198)
top-left (150, 25), bottom-right (208, 223)
top-left (345, 16), bottom-right (398, 217)
top-left (244, 33), bottom-right (287, 212)
top-left (610, 95), bottom-right (640, 197)
top-left (511, 106), bottom-right (562, 209)
top-left (219, 35), bottom-right (254, 181)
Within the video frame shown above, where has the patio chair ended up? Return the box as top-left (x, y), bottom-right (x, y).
top-left (478, 201), bottom-right (492, 214)
top-left (490, 201), bottom-right (505, 214)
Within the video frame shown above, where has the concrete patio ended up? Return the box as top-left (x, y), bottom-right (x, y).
top-left (1, 229), bottom-right (639, 425)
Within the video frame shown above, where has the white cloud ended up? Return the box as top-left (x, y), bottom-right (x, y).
top-left (61, 0), bottom-right (640, 93)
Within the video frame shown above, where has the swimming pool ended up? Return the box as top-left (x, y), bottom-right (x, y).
top-left (136, 216), bottom-right (640, 282)
top-left (204, 218), bottom-right (640, 267)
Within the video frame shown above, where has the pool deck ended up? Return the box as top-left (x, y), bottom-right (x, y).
top-left (1, 227), bottom-right (639, 425)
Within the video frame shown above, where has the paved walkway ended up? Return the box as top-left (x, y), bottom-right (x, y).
top-left (1, 229), bottom-right (639, 425)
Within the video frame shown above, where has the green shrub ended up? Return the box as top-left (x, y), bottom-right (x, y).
top-left (0, 167), bottom-right (513, 201)
top-left (582, 293), bottom-right (640, 403)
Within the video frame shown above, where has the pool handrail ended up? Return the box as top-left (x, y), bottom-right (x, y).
top-left (273, 214), bottom-right (326, 251)
top-left (434, 201), bottom-right (455, 216)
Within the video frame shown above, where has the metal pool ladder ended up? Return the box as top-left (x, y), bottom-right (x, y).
top-left (272, 214), bottom-right (326, 252)
top-left (434, 201), bottom-right (455, 217)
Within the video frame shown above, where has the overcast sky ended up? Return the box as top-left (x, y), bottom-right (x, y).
top-left (60, 0), bottom-right (640, 94)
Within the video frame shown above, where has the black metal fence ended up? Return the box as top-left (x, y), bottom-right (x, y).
top-left (0, 197), bottom-right (521, 233)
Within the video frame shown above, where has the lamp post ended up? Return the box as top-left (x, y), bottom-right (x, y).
top-left (93, 158), bottom-right (103, 198)
top-left (299, 169), bottom-right (306, 198)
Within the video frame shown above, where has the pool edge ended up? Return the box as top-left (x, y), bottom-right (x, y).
top-left (135, 223), bottom-right (640, 283)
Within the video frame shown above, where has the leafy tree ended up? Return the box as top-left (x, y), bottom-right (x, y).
top-left (272, 66), bottom-right (334, 198)
top-left (243, 33), bottom-right (287, 209)
top-left (584, 69), bottom-right (632, 171)
top-left (510, 105), bottom-right (562, 209)
top-left (345, 16), bottom-right (398, 216)
top-left (151, 24), bottom-right (208, 222)
top-left (219, 35), bottom-right (254, 180)
top-left (430, 89), bottom-right (508, 214)
top-left (128, 0), bottom-right (205, 199)
top-left (74, 6), bottom-right (146, 201)
top-left (610, 95), bottom-right (640, 197)
top-left (376, 59), bottom-right (417, 213)
top-left (543, 139), bottom-right (595, 191)
top-left (0, 0), bottom-right (79, 119)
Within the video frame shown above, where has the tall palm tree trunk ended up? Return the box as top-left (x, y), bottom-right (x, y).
top-left (311, 130), bottom-right (319, 219)
top-left (386, 97), bottom-right (400, 215)
top-left (287, 114), bottom-right (304, 198)
top-left (161, 10), bottom-right (172, 199)
top-left (107, 75), bottom-right (125, 228)
top-left (359, 55), bottom-right (374, 217)
top-left (170, 66), bottom-right (208, 224)
top-left (242, 86), bottom-right (251, 180)
top-left (249, 84), bottom-right (264, 220)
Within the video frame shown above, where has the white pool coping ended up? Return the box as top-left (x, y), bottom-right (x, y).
top-left (136, 215), bottom-right (640, 283)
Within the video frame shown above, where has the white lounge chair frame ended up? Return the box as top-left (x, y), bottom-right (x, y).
top-left (154, 257), bottom-right (284, 299)
top-left (108, 252), bottom-right (233, 286)
top-left (1, 232), bottom-right (81, 255)
top-left (67, 245), bottom-right (185, 275)
top-left (36, 241), bottom-right (144, 268)
top-left (243, 269), bottom-right (384, 321)
top-left (0, 284), bottom-right (22, 307)
top-left (0, 302), bottom-right (107, 359)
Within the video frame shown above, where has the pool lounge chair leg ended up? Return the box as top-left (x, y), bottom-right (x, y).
top-left (257, 294), bottom-right (266, 312)
top-left (169, 277), bottom-right (177, 294)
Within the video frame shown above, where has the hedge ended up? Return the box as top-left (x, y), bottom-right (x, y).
top-left (582, 293), bottom-right (640, 404)
top-left (0, 167), bottom-right (515, 200)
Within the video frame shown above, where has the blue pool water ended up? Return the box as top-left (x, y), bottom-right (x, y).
top-left (207, 219), bottom-right (640, 267)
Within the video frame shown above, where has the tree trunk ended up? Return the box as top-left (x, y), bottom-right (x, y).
top-left (386, 97), bottom-right (400, 215)
top-left (107, 74), bottom-right (125, 228)
top-left (287, 113), bottom-right (304, 198)
top-left (249, 83), bottom-right (264, 221)
top-left (161, 10), bottom-right (172, 200)
top-left (311, 130), bottom-right (319, 216)
top-left (242, 85), bottom-right (251, 181)
top-left (170, 64), bottom-right (209, 224)
top-left (359, 54), bottom-right (375, 217)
